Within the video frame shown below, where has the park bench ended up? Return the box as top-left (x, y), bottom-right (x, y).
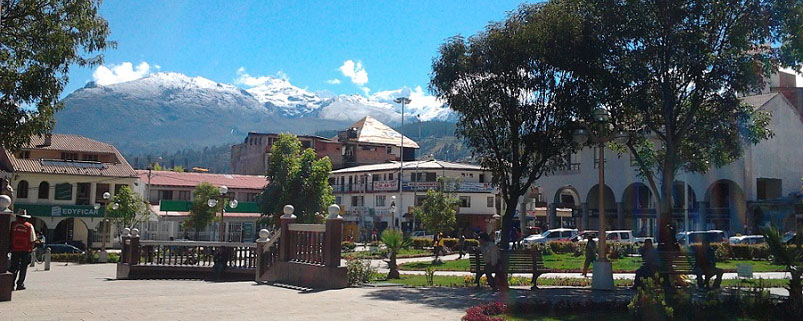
top-left (648, 250), bottom-right (723, 289)
top-left (469, 248), bottom-right (558, 289)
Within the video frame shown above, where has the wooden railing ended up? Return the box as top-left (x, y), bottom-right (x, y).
top-left (138, 241), bottom-right (257, 269)
top-left (288, 224), bottom-right (326, 265)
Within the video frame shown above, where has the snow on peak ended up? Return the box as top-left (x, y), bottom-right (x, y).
top-left (245, 77), bottom-right (326, 117)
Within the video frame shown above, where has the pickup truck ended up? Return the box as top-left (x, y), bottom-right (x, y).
top-left (581, 230), bottom-right (653, 245)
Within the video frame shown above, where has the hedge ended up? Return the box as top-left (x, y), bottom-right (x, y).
top-left (341, 241), bottom-right (357, 251)
top-left (409, 237), bottom-right (479, 251)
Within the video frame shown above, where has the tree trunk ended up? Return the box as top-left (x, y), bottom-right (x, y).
top-left (657, 166), bottom-right (676, 246)
top-left (387, 252), bottom-right (400, 279)
top-left (496, 198), bottom-right (517, 291)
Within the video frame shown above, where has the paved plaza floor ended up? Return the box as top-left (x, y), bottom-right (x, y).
top-left (0, 263), bottom-right (485, 320)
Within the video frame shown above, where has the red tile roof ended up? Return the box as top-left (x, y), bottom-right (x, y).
top-left (137, 170), bottom-right (267, 190)
top-left (148, 205), bottom-right (261, 217)
top-left (1, 134), bottom-right (137, 178)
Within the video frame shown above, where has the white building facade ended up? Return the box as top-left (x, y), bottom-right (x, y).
top-left (530, 92), bottom-right (803, 236)
top-left (330, 160), bottom-right (498, 241)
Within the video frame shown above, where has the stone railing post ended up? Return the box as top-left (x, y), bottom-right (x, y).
top-left (129, 228), bottom-right (141, 265)
top-left (120, 228), bottom-right (131, 264)
top-left (255, 229), bottom-right (270, 280)
top-left (279, 205), bottom-right (296, 262)
top-left (324, 204), bottom-right (343, 268)
top-left (0, 202), bottom-right (14, 301)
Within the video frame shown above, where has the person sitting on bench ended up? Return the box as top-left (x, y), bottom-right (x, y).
top-left (692, 239), bottom-right (723, 290)
top-left (478, 232), bottom-right (500, 291)
top-left (633, 239), bottom-right (659, 289)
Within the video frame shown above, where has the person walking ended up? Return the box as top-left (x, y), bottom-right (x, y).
top-left (633, 239), bottom-right (659, 289)
top-left (457, 233), bottom-right (466, 259)
top-left (581, 235), bottom-right (597, 278)
top-left (8, 211), bottom-right (36, 290)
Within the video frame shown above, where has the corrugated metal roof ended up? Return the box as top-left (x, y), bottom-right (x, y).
top-left (3, 134), bottom-right (137, 178)
top-left (137, 170), bottom-right (267, 190)
top-left (331, 159), bottom-right (484, 174)
top-left (349, 116), bottom-right (420, 148)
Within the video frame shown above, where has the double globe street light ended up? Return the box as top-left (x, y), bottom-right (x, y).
top-left (572, 107), bottom-right (628, 291)
top-left (95, 191), bottom-right (119, 263)
top-left (208, 186), bottom-right (237, 242)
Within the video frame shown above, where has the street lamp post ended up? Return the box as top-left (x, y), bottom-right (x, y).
top-left (96, 191), bottom-right (119, 263)
top-left (573, 107), bottom-right (628, 290)
top-left (395, 96), bottom-right (411, 231)
top-left (208, 186), bottom-right (237, 242)
top-left (390, 195), bottom-right (397, 230)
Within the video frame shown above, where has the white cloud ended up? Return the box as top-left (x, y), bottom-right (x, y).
top-left (92, 61), bottom-right (151, 86)
top-left (326, 78), bottom-right (342, 84)
top-left (338, 60), bottom-right (369, 86)
top-left (360, 87), bottom-right (371, 95)
top-left (235, 67), bottom-right (289, 87)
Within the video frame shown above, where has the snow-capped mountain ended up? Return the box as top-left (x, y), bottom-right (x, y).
top-left (55, 71), bottom-right (454, 153)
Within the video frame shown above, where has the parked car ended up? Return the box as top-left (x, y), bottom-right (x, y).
top-left (521, 228), bottom-right (578, 247)
top-left (729, 235), bottom-right (766, 244)
top-left (783, 231), bottom-right (799, 245)
top-left (46, 243), bottom-right (84, 254)
top-left (581, 230), bottom-right (652, 245)
top-left (525, 226), bottom-right (543, 236)
top-left (571, 230), bottom-right (598, 242)
top-left (410, 231), bottom-right (434, 239)
top-left (676, 230), bottom-right (728, 245)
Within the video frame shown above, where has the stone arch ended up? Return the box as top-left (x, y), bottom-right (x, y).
top-left (622, 183), bottom-right (655, 234)
top-left (29, 216), bottom-right (49, 241)
top-left (53, 218), bottom-right (90, 250)
top-left (704, 179), bottom-right (746, 233)
top-left (553, 186), bottom-right (581, 229)
top-left (586, 184), bottom-right (616, 230)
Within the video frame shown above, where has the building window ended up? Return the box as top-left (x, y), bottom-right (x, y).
top-left (388, 173), bottom-right (394, 181)
top-left (386, 146), bottom-right (393, 154)
top-left (415, 195), bottom-right (427, 206)
top-left (76, 183), bottom-right (91, 205)
top-left (245, 192), bottom-right (258, 202)
top-left (376, 195), bottom-right (386, 207)
top-left (179, 191), bottom-right (191, 201)
top-left (16, 180), bottom-right (29, 199)
top-left (82, 154), bottom-right (99, 162)
top-left (487, 196), bottom-right (494, 208)
top-left (96, 183), bottom-right (110, 203)
top-left (757, 178), bottom-right (782, 200)
top-left (38, 182), bottom-right (50, 199)
top-left (160, 190), bottom-right (174, 201)
top-left (479, 174), bottom-right (486, 183)
top-left (351, 196), bottom-right (364, 207)
top-left (54, 183), bottom-right (72, 200)
top-left (335, 196), bottom-right (342, 205)
top-left (426, 172), bottom-right (437, 182)
top-left (61, 152), bottom-right (78, 160)
top-left (17, 151), bottom-right (30, 159)
top-left (459, 196), bottom-right (471, 208)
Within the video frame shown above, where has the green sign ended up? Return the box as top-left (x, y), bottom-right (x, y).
top-left (14, 203), bottom-right (105, 218)
top-left (158, 200), bottom-right (261, 213)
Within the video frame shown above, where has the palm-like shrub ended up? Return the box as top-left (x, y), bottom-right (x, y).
top-left (381, 229), bottom-right (411, 279)
top-left (763, 227), bottom-right (802, 309)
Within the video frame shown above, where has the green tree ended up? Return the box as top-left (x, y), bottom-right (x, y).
top-left (185, 182), bottom-right (224, 240)
top-left (380, 229), bottom-right (411, 279)
top-left (430, 2), bottom-right (584, 254)
top-left (1, 0), bottom-right (113, 152)
top-left (763, 227), bottom-right (802, 309)
top-left (260, 133), bottom-right (334, 224)
top-left (104, 185), bottom-right (148, 232)
top-left (558, 0), bottom-right (801, 242)
top-left (412, 185), bottom-right (459, 236)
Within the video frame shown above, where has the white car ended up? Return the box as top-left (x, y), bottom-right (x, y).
top-left (582, 230), bottom-right (652, 245)
top-left (729, 235), bottom-right (766, 245)
top-left (410, 231), bottom-right (434, 239)
top-left (676, 230), bottom-right (729, 245)
top-left (521, 228), bottom-right (578, 247)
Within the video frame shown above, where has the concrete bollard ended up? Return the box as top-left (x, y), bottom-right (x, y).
top-left (30, 252), bottom-right (35, 267)
top-left (44, 248), bottom-right (51, 271)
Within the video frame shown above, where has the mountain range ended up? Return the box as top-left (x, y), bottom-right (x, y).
top-left (55, 72), bottom-right (455, 154)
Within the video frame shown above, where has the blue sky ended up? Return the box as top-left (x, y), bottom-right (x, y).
top-left (65, 0), bottom-right (527, 97)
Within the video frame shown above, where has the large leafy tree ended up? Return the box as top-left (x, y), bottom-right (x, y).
top-left (1, 0), bottom-right (113, 152)
top-left (412, 185), bottom-right (459, 236)
top-left (104, 185), bottom-right (148, 233)
top-left (430, 2), bottom-right (586, 255)
top-left (185, 182), bottom-right (224, 240)
top-left (562, 0), bottom-right (802, 242)
top-left (260, 133), bottom-right (334, 224)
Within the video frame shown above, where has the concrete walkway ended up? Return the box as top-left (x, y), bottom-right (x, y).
top-left (0, 263), bottom-right (473, 321)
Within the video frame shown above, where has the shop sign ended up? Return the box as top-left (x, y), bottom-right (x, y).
top-left (373, 181), bottom-right (398, 191)
top-left (402, 182), bottom-right (439, 191)
top-left (452, 182), bottom-right (495, 193)
top-left (14, 203), bottom-right (105, 218)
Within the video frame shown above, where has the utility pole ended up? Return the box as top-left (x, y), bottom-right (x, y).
top-left (394, 97), bottom-right (411, 230)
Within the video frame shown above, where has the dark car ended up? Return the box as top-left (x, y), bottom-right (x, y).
top-left (46, 243), bottom-right (84, 254)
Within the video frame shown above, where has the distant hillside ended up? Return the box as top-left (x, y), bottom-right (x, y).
top-left (123, 145), bottom-right (232, 173)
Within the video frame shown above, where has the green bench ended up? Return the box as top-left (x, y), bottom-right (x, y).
top-left (469, 248), bottom-right (557, 289)
top-left (649, 250), bottom-right (723, 289)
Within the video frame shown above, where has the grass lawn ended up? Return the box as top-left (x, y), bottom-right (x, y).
top-left (373, 273), bottom-right (789, 288)
top-left (398, 253), bottom-right (787, 272)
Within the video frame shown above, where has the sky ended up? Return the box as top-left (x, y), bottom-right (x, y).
top-left (64, 0), bottom-right (527, 98)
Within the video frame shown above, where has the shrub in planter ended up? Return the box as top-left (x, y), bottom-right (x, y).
top-left (411, 237), bottom-right (432, 249)
top-left (533, 243), bottom-right (553, 256)
top-left (346, 258), bottom-right (376, 286)
top-left (341, 241), bottom-right (357, 252)
top-left (714, 243), bottom-right (732, 262)
top-left (628, 276), bottom-right (674, 320)
top-left (548, 241), bottom-right (577, 254)
top-left (441, 238), bottom-right (458, 249)
top-left (50, 253), bottom-right (82, 262)
top-left (462, 302), bottom-right (506, 321)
